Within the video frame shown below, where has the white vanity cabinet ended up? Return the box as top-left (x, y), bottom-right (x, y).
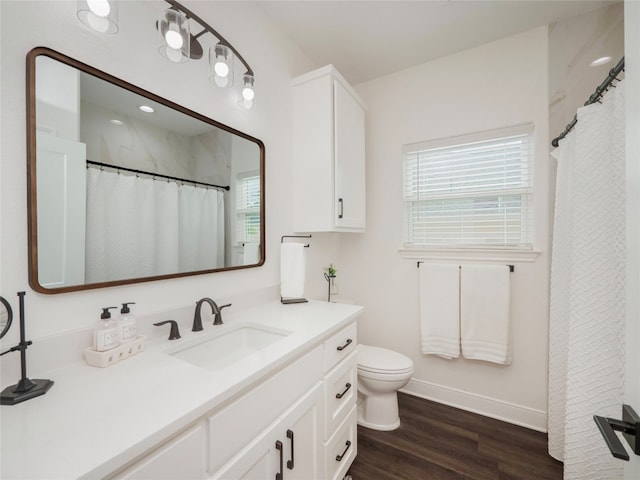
top-left (292, 65), bottom-right (366, 233)
top-left (212, 321), bottom-right (359, 480)
top-left (105, 318), bottom-right (359, 480)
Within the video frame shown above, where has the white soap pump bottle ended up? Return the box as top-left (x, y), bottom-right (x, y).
top-left (94, 306), bottom-right (119, 352)
top-left (118, 302), bottom-right (137, 343)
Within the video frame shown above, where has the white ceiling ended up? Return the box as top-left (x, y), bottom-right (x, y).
top-left (255, 0), bottom-right (618, 85)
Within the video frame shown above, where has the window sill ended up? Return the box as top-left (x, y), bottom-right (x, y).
top-left (398, 247), bottom-right (541, 263)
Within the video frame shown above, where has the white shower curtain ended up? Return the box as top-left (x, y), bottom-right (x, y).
top-left (85, 170), bottom-right (179, 283)
top-left (178, 184), bottom-right (225, 272)
top-left (548, 81), bottom-right (626, 478)
top-left (86, 170), bottom-right (225, 282)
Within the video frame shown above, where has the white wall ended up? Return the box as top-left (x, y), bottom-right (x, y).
top-left (339, 27), bottom-right (551, 430)
top-left (0, 1), bottom-right (343, 352)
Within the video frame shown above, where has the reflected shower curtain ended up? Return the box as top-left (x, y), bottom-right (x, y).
top-left (178, 184), bottom-right (225, 272)
top-left (548, 81), bottom-right (625, 479)
top-left (86, 170), bottom-right (225, 282)
top-left (85, 169), bottom-right (180, 283)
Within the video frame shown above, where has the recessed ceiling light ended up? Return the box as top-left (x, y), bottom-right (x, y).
top-left (110, 119), bottom-right (123, 125)
top-left (590, 56), bottom-right (613, 67)
top-left (139, 105), bottom-right (154, 113)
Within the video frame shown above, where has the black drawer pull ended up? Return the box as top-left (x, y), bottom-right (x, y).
top-left (286, 429), bottom-right (295, 470)
top-left (336, 383), bottom-right (352, 399)
top-left (336, 338), bottom-right (352, 351)
top-left (275, 440), bottom-right (283, 480)
top-left (336, 440), bottom-right (352, 462)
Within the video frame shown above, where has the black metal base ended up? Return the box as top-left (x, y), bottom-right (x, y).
top-left (281, 297), bottom-right (308, 304)
top-left (1, 379), bottom-right (53, 405)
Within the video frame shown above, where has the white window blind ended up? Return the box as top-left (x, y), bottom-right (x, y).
top-left (403, 124), bottom-right (533, 249)
top-left (236, 174), bottom-right (261, 244)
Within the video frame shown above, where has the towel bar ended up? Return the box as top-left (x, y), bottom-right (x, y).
top-left (281, 234), bottom-right (311, 247)
top-left (416, 262), bottom-right (514, 272)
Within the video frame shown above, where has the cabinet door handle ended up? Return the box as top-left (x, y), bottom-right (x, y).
top-left (338, 198), bottom-right (344, 219)
top-left (336, 382), bottom-right (352, 399)
top-left (275, 440), bottom-right (283, 480)
top-left (337, 338), bottom-right (352, 351)
top-left (286, 429), bottom-right (295, 469)
top-left (336, 440), bottom-right (352, 462)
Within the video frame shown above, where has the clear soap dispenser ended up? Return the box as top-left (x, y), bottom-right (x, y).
top-left (94, 307), bottom-right (119, 352)
top-left (118, 302), bottom-right (137, 343)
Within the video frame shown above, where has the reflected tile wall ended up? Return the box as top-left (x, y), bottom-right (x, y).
top-left (80, 101), bottom-right (231, 186)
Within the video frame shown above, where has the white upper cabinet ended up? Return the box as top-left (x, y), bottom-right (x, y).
top-left (292, 65), bottom-right (366, 233)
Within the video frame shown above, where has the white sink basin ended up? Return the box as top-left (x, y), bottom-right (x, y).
top-left (169, 325), bottom-right (291, 371)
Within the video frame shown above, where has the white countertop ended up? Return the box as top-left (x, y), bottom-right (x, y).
top-left (0, 300), bottom-right (362, 479)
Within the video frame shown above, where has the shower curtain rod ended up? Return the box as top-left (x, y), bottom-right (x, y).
top-left (86, 160), bottom-right (231, 191)
top-left (551, 57), bottom-right (625, 147)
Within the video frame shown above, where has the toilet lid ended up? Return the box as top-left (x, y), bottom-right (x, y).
top-left (358, 344), bottom-right (413, 374)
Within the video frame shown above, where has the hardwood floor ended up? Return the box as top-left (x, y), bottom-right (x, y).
top-left (347, 393), bottom-right (563, 480)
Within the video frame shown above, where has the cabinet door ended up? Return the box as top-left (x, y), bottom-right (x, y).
top-left (282, 383), bottom-right (323, 480)
top-left (212, 383), bottom-right (323, 480)
top-left (334, 80), bottom-right (366, 230)
top-left (212, 432), bottom-right (279, 480)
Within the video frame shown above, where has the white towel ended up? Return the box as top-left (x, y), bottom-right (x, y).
top-left (243, 243), bottom-right (260, 265)
top-left (460, 265), bottom-right (512, 365)
top-left (419, 263), bottom-right (460, 359)
top-left (280, 243), bottom-right (306, 299)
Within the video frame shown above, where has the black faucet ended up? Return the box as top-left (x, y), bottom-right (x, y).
top-left (192, 298), bottom-right (232, 331)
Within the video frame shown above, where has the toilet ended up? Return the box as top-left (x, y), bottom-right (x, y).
top-left (357, 344), bottom-right (414, 431)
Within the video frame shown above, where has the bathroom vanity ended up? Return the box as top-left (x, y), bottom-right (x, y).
top-left (0, 300), bottom-right (361, 479)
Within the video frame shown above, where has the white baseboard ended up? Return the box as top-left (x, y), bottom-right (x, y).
top-left (400, 378), bottom-right (547, 432)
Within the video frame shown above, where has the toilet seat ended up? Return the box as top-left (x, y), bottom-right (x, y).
top-left (358, 345), bottom-right (414, 375)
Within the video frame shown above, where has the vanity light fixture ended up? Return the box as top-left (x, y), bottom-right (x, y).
top-left (210, 44), bottom-right (234, 88)
top-left (240, 74), bottom-right (255, 110)
top-left (77, 0), bottom-right (119, 34)
top-left (76, 0), bottom-right (256, 107)
top-left (157, 0), bottom-right (256, 106)
top-left (157, 8), bottom-right (190, 63)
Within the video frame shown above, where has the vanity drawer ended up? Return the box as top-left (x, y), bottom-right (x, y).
top-left (324, 322), bottom-right (357, 372)
top-left (325, 405), bottom-right (357, 480)
top-left (324, 351), bottom-right (357, 439)
top-left (207, 345), bottom-right (323, 474)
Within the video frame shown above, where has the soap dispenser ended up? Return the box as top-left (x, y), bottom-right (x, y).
top-left (94, 307), bottom-right (119, 352)
top-left (118, 302), bottom-right (137, 343)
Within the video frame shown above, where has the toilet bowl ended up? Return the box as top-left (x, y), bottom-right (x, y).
top-left (357, 344), bottom-right (414, 431)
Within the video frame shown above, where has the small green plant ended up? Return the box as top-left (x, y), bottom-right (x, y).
top-left (324, 263), bottom-right (337, 277)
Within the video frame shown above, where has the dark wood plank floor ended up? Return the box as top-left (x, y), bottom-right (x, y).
top-left (347, 392), bottom-right (563, 480)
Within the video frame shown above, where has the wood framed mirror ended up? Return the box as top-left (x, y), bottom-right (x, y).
top-left (27, 47), bottom-right (265, 294)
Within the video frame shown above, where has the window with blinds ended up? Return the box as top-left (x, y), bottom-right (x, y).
top-left (403, 124), bottom-right (533, 249)
top-left (236, 173), bottom-right (261, 244)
